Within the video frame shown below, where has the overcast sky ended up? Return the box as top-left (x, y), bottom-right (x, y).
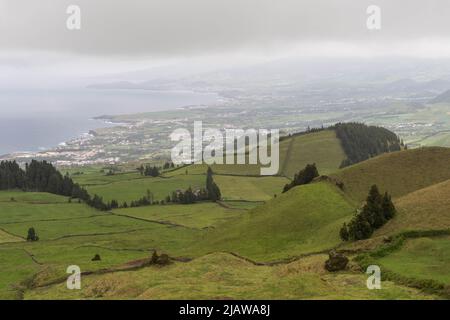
top-left (1, 0), bottom-right (450, 88)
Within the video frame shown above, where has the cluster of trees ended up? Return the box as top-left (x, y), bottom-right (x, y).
top-left (168, 187), bottom-right (209, 204)
top-left (0, 160), bottom-right (114, 211)
top-left (282, 163), bottom-right (319, 193)
top-left (138, 165), bottom-right (160, 177)
top-left (0, 161), bottom-right (25, 189)
top-left (340, 185), bottom-right (396, 241)
top-left (333, 123), bottom-right (403, 167)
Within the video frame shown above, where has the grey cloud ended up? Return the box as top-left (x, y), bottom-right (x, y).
top-left (0, 0), bottom-right (449, 57)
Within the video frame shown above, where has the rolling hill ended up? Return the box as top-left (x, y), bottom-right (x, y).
top-left (330, 147), bottom-right (450, 203)
top-left (375, 179), bottom-right (450, 236)
top-left (193, 181), bottom-right (355, 262)
top-left (24, 252), bottom-right (435, 300)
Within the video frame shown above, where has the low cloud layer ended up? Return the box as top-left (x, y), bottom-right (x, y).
top-left (1, 0), bottom-right (449, 57)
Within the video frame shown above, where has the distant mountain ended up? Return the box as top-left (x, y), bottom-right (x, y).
top-left (429, 89), bottom-right (450, 104)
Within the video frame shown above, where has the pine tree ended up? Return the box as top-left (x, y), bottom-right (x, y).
top-left (206, 167), bottom-right (221, 201)
top-left (382, 192), bottom-right (396, 220)
top-left (339, 223), bottom-right (349, 241)
top-left (27, 227), bottom-right (39, 241)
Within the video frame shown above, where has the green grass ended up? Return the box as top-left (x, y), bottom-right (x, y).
top-left (0, 214), bottom-right (152, 241)
top-left (113, 202), bottom-right (245, 229)
top-left (85, 174), bottom-right (205, 203)
top-left (71, 171), bottom-right (143, 186)
top-left (219, 200), bottom-right (264, 210)
top-left (0, 191), bottom-right (70, 204)
top-left (376, 179), bottom-right (450, 236)
top-left (378, 236), bottom-right (450, 284)
top-left (0, 202), bottom-right (101, 224)
top-left (279, 130), bottom-right (347, 178)
top-left (330, 147), bottom-right (450, 203)
top-left (193, 182), bottom-right (355, 262)
top-left (214, 175), bottom-right (289, 201)
top-left (162, 130), bottom-right (346, 178)
top-left (24, 252), bottom-right (436, 300)
top-left (0, 229), bottom-right (24, 243)
top-left (0, 248), bottom-right (41, 299)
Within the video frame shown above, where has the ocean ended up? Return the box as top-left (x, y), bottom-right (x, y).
top-left (0, 89), bottom-right (219, 155)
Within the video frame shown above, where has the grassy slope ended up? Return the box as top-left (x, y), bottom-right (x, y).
top-left (376, 179), bottom-right (450, 236)
top-left (163, 129), bottom-right (346, 178)
top-left (113, 202), bottom-right (245, 229)
top-left (0, 191), bottom-right (202, 298)
top-left (279, 130), bottom-right (347, 178)
top-left (25, 252), bottom-right (435, 300)
top-left (377, 236), bottom-right (450, 284)
top-left (214, 175), bottom-right (289, 201)
top-left (84, 174), bottom-right (205, 203)
top-left (193, 182), bottom-right (355, 261)
top-left (330, 147), bottom-right (450, 203)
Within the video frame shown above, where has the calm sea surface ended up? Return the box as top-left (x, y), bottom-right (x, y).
top-left (0, 89), bottom-right (218, 155)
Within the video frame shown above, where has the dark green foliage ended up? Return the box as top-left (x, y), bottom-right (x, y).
top-left (0, 160), bottom-right (114, 211)
top-left (333, 123), bottom-right (402, 167)
top-left (382, 192), bottom-right (396, 220)
top-left (169, 187), bottom-right (209, 204)
top-left (339, 223), bottom-right (349, 241)
top-left (0, 161), bottom-right (25, 190)
top-left (91, 254), bottom-right (101, 261)
top-left (139, 165), bottom-right (160, 177)
top-left (341, 184), bottom-right (396, 241)
top-left (110, 199), bottom-right (119, 209)
top-left (206, 167), bottom-right (221, 201)
top-left (26, 227), bottom-right (39, 242)
top-left (282, 163), bottom-right (319, 193)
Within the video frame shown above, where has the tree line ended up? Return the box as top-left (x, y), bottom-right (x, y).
top-left (332, 122), bottom-right (403, 167)
top-left (1, 160), bottom-right (222, 212)
top-left (0, 160), bottom-right (111, 211)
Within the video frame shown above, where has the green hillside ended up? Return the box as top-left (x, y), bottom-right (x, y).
top-left (25, 252), bottom-right (435, 300)
top-left (375, 179), bottom-right (450, 236)
top-left (194, 182), bottom-right (355, 261)
top-left (214, 175), bottom-right (288, 201)
top-left (330, 147), bottom-right (450, 203)
top-left (377, 236), bottom-right (450, 284)
top-left (279, 130), bottom-right (347, 178)
top-left (84, 174), bottom-right (205, 203)
top-left (112, 202), bottom-right (245, 229)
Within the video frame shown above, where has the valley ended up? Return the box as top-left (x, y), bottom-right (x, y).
top-left (0, 125), bottom-right (449, 300)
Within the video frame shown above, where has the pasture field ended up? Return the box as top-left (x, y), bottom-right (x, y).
top-left (0, 202), bottom-right (101, 224)
top-left (193, 182), bottom-right (355, 262)
top-left (219, 200), bottom-right (264, 210)
top-left (330, 147), bottom-right (450, 203)
top-left (377, 236), bottom-right (450, 284)
top-left (1, 144), bottom-right (450, 300)
top-left (279, 130), bottom-right (346, 178)
top-left (24, 252), bottom-right (436, 300)
top-left (0, 229), bottom-right (23, 243)
top-left (113, 202), bottom-right (245, 229)
top-left (214, 175), bottom-right (288, 201)
top-left (0, 191), bottom-right (70, 204)
top-left (71, 171), bottom-right (143, 186)
top-left (84, 174), bottom-right (205, 203)
top-left (376, 179), bottom-right (450, 236)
